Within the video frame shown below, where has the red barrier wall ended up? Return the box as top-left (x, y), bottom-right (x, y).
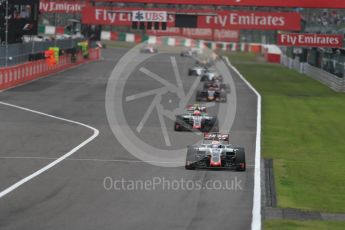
top-left (0, 48), bottom-right (100, 91)
top-left (265, 53), bottom-right (281, 63)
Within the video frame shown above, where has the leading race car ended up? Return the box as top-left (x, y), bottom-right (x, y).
top-left (181, 49), bottom-right (194, 57)
top-left (185, 133), bottom-right (246, 171)
top-left (181, 48), bottom-right (202, 57)
top-left (140, 45), bottom-right (158, 54)
top-left (174, 107), bottom-right (218, 132)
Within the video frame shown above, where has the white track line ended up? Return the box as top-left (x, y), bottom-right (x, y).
top-left (0, 101), bottom-right (100, 199)
top-left (223, 57), bottom-right (262, 230)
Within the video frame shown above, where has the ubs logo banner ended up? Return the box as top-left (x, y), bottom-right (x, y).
top-left (132, 11), bottom-right (168, 22)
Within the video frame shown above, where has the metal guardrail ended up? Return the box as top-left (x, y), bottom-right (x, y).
top-left (281, 55), bottom-right (345, 92)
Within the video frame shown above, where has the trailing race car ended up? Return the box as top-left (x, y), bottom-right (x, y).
top-left (203, 81), bottom-right (230, 94)
top-left (140, 45), bottom-right (158, 53)
top-left (196, 86), bottom-right (227, 103)
top-left (200, 69), bottom-right (223, 82)
top-left (188, 65), bottom-right (207, 76)
top-left (185, 133), bottom-right (246, 171)
top-left (174, 108), bottom-right (218, 132)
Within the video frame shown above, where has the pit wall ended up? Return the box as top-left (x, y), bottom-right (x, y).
top-left (0, 48), bottom-right (100, 91)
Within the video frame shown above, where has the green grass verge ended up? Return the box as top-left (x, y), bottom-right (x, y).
top-left (227, 52), bottom-right (345, 213)
top-left (265, 220), bottom-right (345, 230)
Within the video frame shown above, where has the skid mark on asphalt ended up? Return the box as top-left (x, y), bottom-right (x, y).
top-left (0, 101), bottom-right (100, 199)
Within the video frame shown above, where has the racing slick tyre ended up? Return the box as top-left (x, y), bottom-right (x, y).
top-left (220, 83), bottom-right (231, 94)
top-left (202, 118), bottom-right (218, 132)
top-left (185, 146), bottom-right (197, 170)
top-left (220, 92), bottom-right (227, 103)
top-left (175, 116), bottom-right (187, 131)
top-left (201, 75), bottom-right (208, 82)
top-left (188, 70), bottom-right (196, 76)
top-left (234, 148), bottom-right (246, 171)
top-left (174, 122), bottom-right (182, 131)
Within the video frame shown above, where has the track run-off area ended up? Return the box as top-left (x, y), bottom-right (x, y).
top-left (0, 47), bottom-right (260, 230)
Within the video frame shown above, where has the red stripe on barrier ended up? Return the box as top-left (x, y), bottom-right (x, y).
top-left (111, 32), bottom-right (119, 41)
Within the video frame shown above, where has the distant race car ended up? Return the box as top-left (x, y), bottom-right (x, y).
top-left (200, 69), bottom-right (223, 82)
top-left (203, 81), bottom-right (230, 94)
top-left (174, 108), bottom-right (218, 132)
top-left (185, 133), bottom-right (246, 171)
top-left (180, 49), bottom-right (194, 57)
top-left (188, 65), bottom-right (207, 76)
top-left (196, 86), bottom-right (227, 103)
top-left (181, 48), bottom-right (202, 57)
top-left (140, 46), bottom-right (158, 53)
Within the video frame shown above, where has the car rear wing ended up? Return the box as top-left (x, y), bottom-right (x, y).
top-left (186, 104), bottom-right (207, 112)
top-left (203, 133), bottom-right (230, 143)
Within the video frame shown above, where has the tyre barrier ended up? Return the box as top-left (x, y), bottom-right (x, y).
top-left (0, 48), bottom-right (100, 91)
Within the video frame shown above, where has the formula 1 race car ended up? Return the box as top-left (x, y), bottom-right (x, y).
top-left (185, 133), bottom-right (246, 171)
top-left (181, 49), bottom-right (194, 57)
top-left (188, 65), bottom-right (207, 76)
top-left (140, 45), bottom-right (158, 54)
top-left (196, 87), bottom-right (227, 103)
top-left (200, 69), bottom-right (223, 82)
top-left (174, 108), bottom-right (218, 132)
top-left (203, 81), bottom-right (230, 94)
top-left (181, 48), bottom-right (202, 57)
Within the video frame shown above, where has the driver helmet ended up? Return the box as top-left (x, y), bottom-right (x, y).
top-left (193, 110), bottom-right (201, 116)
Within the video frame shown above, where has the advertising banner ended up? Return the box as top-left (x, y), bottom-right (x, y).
top-left (82, 7), bottom-right (300, 31)
top-left (198, 11), bottom-right (301, 31)
top-left (82, 7), bottom-right (174, 26)
top-left (93, 0), bottom-right (345, 9)
top-left (213, 29), bottom-right (239, 42)
top-left (147, 28), bottom-right (239, 42)
top-left (277, 33), bottom-right (343, 48)
top-left (146, 27), bottom-right (181, 36)
top-left (181, 28), bottom-right (213, 40)
top-left (132, 11), bottom-right (167, 22)
top-left (39, 0), bottom-right (85, 13)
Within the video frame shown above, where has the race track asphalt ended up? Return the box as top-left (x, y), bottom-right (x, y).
top-left (0, 47), bottom-right (258, 230)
